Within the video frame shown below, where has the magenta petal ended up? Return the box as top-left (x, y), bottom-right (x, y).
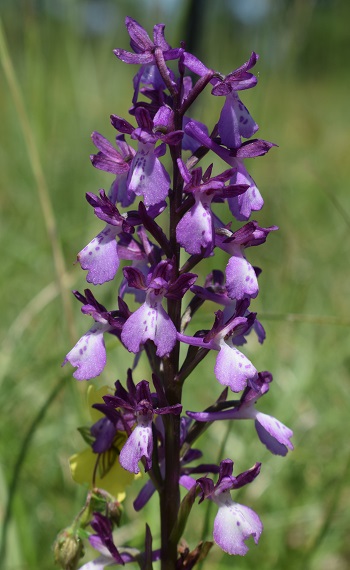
top-left (128, 143), bottom-right (170, 206)
top-left (214, 341), bottom-right (257, 392)
top-left (63, 324), bottom-right (107, 380)
top-left (176, 198), bottom-right (213, 254)
top-left (78, 225), bottom-right (120, 285)
top-left (225, 254), bottom-right (258, 300)
top-left (213, 496), bottom-right (263, 556)
top-left (119, 423), bottom-right (153, 474)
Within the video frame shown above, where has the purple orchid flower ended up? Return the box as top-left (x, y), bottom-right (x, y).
top-left (217, 91), bottom-right (259, 150)
top-left (90, 133), bottom-right (136, 207)
top-left (184, 120), bottom-right (276, 220)
top-left (191, 271), bottom-right (266, 345)
top-left (212, 52), bottom-right (260, 149)
top-left (183, 51), bottom-right (259, 149)
top-left (81, 512), bottom-right (160, 569)
top-left (215, 221), bottom-right (278, 301)
top-left (175, 160), bottom-right (247, 255)
top-left (110, 107), bottom-right (182, 206)
top-left (199, 459), bottom-right (263, 556)
top-left (61, 17), bottom-right (292, 566)
top-left (187, 371), bottom-right (293, 456)
top-left (101, 376), bottom-right (182, 474)
top-left (181, 459), bottom-right (262, 556)
top-left (77, 190), bottom-right (134, 285)
top-left (121, 260), bottom-right (197, 357)
top-left (119, 227), bottom-right (163, 304)
top-left (62, 290), bottom-right (124, 380)
top-left (114, 18), bottom-right (181, 100)
top-left (178, 309), bottom-right (258, 392)
top-left (114, 17), bottom-right (181, 66)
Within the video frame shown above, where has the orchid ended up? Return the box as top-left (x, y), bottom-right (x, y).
top-left (178, 309), bottom-right (258, 392)
top-left (101, 376), bottom-right (182, 474)
top-left (187, 371), bottom-right (294, 456)
top-left (57, 16), bottom-right (293, 570)
top-left (63, 290), bottom-right (125, 380)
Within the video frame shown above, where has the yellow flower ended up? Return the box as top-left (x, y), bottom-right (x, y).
top-left (70, 384), bottom-right (135, 501)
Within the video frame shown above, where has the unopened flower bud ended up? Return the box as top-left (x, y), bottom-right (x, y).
top-left (107, 500), bottom-right (123, 526)
top-left (54, 528), bottom-right (84, 570)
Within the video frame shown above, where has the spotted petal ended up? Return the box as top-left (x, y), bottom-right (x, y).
top-left (121, 298), bottom-right (176, 357)
top-left (218, 93), bottom-right (258, 149)
top-left (225, 254), bottom-right (258, 300)
top-left (228, 165), bottom-right (263, 221)
top-left (213, 493), bottom-right (263, 556)
top-left (119, 423), bottom-right (153, 474)
top-left (63, 323), bottom-right (109, 380)
top-left (214, 340), bottom-right (257, 392)
top-left (78, 225), bottom-right (120, 285)
top-left (176, 197), bottom-right (213, 254)
top-left (128, 143), bottom-right (170, 206)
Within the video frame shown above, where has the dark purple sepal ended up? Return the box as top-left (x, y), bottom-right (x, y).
top-left (72, 289), bottom-right (106, 314)
top-left (123, 266), bottom-right (148, 290)
top-left (135, 106), bottom-right (154, 132)
top-left (231, 462), bottom-right (261, 490)
top-left (196, 477), bottom-right (214, 503)
top-left (90, 417), bottom-right (117, 454)
top-left (233, 138), bottom-right (277, 158)
top-left (86, 190), bottom-right (133, 232)
top-left (211, 52), bottom-right (259, 95)
top-left (89, 513), bottom-right (125, 565)
top-left (90, 132), bottom-right (131, 174)
top-left (241, 370), bottom-right (272, 404)
top-left (110, 114), bottom-right (134, 135)
top-left (138, 201), bottom-right (171, 257)
top-left (92, 403), bottom-right (128, 433)
top-left (166, 273), bottom-right (198, 300)
top-left (117, 296), bottom-right (132, 320)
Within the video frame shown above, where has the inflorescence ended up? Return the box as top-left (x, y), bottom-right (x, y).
top-left (55, 16), bottom-right (293, 570)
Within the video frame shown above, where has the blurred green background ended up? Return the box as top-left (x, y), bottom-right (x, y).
top-left (1, 0), bottom-right (350, 568)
